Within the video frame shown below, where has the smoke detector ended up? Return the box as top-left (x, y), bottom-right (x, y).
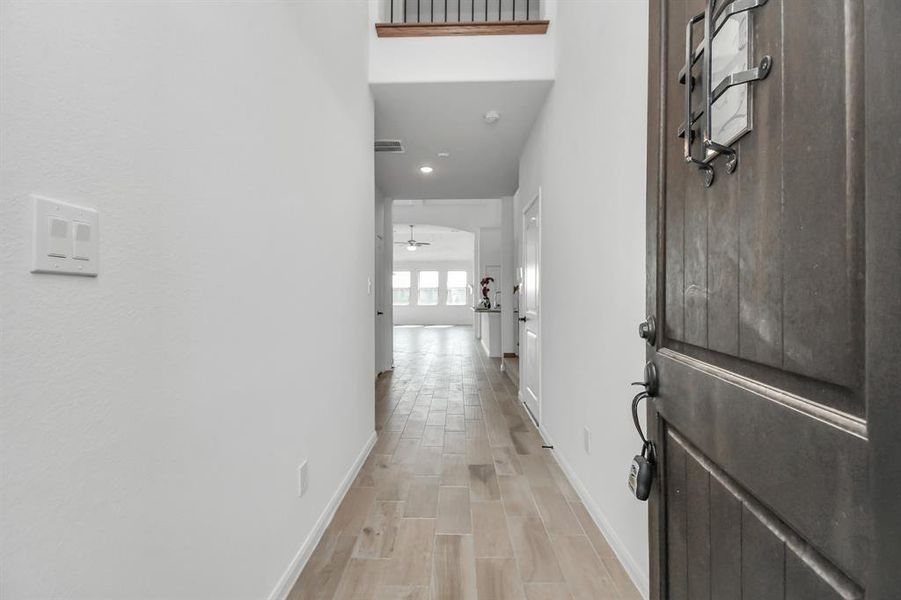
top-left (483, 110), bottom-right (501, 124)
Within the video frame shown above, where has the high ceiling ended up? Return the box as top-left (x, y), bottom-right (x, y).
top-left (373, 80), bottom-right (552, 199)
top-left (393, 224), bottom-right (474, 262)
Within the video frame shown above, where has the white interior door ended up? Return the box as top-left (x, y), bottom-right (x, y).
top-left (520, 194), bottom-right (540, 423)
top-left (375, 234), bottom-right (386, 375)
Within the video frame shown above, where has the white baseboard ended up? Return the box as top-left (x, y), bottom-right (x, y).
top-left (537, 424), bottom-right (650, 600)
top-left (267, 430), bottom-right (377, 600)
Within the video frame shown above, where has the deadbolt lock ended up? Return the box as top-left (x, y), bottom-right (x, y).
top-left (638, 316), bottom-right (657, 346)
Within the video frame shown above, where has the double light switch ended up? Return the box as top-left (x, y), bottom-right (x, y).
top-left (32, 196), bottom-right (99, 276)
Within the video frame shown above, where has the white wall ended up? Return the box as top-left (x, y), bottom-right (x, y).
top-left (392, 226), bottom-right (474, 262)
top-left (0, 3), bottom-right (375, 599)
top-left (516, 0), bottom-right (650, 596)
top-left (392, 198), bottom-right (502, 232)
top-left (393, 261), bottom-right (474, 325)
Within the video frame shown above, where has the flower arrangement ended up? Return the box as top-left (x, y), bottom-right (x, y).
top-left (479, 276), bottom-right (495, 308)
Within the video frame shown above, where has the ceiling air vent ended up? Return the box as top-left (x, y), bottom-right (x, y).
top-left (374, 139), bottom-right (404, 153)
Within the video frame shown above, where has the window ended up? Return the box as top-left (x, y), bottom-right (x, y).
top-left (393, 271), bottom-right (411, 305)
top-left (446, 270), bottom-right (468, 306)
top-left (418, 271), bottom-right (439, 306)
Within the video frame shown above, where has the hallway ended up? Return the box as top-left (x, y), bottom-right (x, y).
top-left (290, 326), bottom-right (641, 600)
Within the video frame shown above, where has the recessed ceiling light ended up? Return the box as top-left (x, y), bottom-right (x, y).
top-left (419, 166), bottom-right (434, 174)
top-left (484, 110), bottom-right (501, 124)
top-left (438, 152), bottom-right (450, 158)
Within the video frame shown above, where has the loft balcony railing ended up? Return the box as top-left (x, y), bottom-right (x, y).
top-left (376, 0), bottom-right (549, 37)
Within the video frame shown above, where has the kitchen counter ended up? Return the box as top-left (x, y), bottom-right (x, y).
top-left (472, 308), bottom-right (502, 357)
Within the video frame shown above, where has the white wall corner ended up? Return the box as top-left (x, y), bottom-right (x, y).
top-left (537, 425), bottom-right (650, 600)
top-left (267, 431), bottom-right (378, 600)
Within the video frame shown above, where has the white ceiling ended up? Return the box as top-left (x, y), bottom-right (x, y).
top-left (373, 80), bottom-right (552, 199)
top-left (393, 224), bottom-right (474, 263)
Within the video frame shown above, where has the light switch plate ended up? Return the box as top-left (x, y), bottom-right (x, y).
top-left (32, 195), bottom-right (99, 276)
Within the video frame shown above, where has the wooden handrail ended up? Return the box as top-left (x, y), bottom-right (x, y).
top-left (375, 19), bottom-right (549, 37)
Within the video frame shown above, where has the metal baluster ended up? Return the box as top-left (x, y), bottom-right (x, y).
top-left (512, 0), bottom-right (516, 21)
top-left (471, 0), bottom-right (474, 21)
top-left (431, 0), bottom-right (434, 21)
top-left (445, 0), bottom-right (448, 23)
top-left (498, 0), bottom-right (501, 21)
top-left (485, 0), bottom-right (488, 21)
top-left (404, 0), bottom-right (407, 22)
top-left (526, 0), bottom-right (529, 20)
top-left (391, 0), bottom-right (394, 23)
top-left (458, 0), bottom-right (461, 21)
top-left (417, 0), bottom-right (420, 22)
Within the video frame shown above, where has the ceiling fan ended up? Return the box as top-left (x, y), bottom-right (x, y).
top-left (395, 225), bottom-right (431, 252)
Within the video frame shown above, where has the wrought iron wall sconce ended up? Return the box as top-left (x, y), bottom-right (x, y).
top-left (677, 0), bottom-right (773, 187)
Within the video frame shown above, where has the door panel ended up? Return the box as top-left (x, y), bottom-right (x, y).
top-left (735, 0), bottom-right (781, 370)
top-left (664, 428), bottom-right (862, 600)
top-left (521, 195), bottom-right (540, 422)
top-left (661, 0), bottom-right (864, 399)
top-left (709, 477), bottom-right (741, 600)
top-left (646, 0), bottom-right (882, 597)
top-left (780, 1), bottom-right (863, 391)
top-left (656, 352), bottom-right (869, 582)
top-left (375, 233), bottom-right (388, 374)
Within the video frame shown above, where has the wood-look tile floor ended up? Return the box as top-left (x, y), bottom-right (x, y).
top-left (289, 326), bottom-right (642, 600)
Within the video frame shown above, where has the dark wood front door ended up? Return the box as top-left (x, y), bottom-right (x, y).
top-left (645, 1), bottom-right (901, 598)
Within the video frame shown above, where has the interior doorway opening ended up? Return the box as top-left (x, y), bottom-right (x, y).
top-left (391, 224), bottom-right (476, 329)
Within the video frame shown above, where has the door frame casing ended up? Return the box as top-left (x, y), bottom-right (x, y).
top-left (520, 189), bottom-right (542, 426)
top-left (864, 0), bottom-right (901, 595)
top-left (645, 3), bottom-right (666, 596)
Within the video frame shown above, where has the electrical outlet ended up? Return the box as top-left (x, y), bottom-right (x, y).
top-left (583, 427), bottom-right (592, 455)
top-left (298, 461), bottom-right (309, 497)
